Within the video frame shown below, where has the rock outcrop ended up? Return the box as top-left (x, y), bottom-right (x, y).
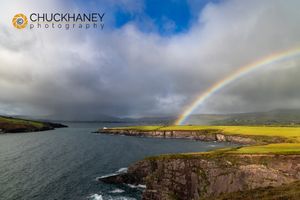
top-left (100, 154), bottom-right (300, 200)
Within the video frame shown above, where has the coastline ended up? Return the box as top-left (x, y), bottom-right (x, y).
top-left (101, 153), bottom-right (300, 200)
top-left (97, 126), bottom-right (300, 200)
top-left (97, 127), bottom-right (289, 145)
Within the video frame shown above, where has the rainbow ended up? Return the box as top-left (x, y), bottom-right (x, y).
top-left (175, 47), bottom-right (300, 125)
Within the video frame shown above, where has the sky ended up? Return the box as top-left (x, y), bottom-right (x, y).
top-left (0, 0), bottom-right (300, 120)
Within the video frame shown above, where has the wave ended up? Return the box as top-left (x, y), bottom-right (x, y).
top-left (109, 189), bottom-right (125, 193)
top-left (116, 168), bottom-right (128, 173)
top-left (90, 194), bottom-right (103, 200)
top-left (96, 173), bottom-right (117, 180)
top-left (89, 193), bottom-right (136, 200)
top-left (96, 167), bottom-right (128, 180)
top-left (127, 184), bottom-right (146, 189)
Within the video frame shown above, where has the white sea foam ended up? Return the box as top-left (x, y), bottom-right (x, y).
top-left (97, 167), bottom-right (128, 180)
top-left (137, 184), bottom-right (146, 189)
top-left (90, 194), bottom-right (103, 200)
top-left (90, 194), bottom-right (136, 200)
top-left (111, 197), bottom-right (136, 200)
top-left (109, 189), bottom-right (125, 193)
top-left (127, 184), bottom-right (146, 189)
top-left (96, 173), bottom-right (118, 180)
top-left (116, 168), bottom-right (128, 173)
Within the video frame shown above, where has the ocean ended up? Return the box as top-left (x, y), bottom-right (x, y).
top-left (0, 122), bottom-right (234, 200)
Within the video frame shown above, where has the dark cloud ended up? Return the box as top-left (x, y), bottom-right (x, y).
top-left (0, 0), bottom-right (300, 119)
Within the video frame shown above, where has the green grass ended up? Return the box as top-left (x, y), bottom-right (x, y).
top-left (0, 116), bottom-right (45, 128)
top-left (230, 143), bottom-right (300, 154)
top-left (109, 125), bottom-right (300, 154)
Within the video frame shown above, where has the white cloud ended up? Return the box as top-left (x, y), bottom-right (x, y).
top-left (0, 0), bottom-right (300, 119)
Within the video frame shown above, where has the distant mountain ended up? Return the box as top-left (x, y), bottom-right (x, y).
top-left (11, 114), bottom-right (122, 123)
top-left (121, 116), bottom-right (176, 125)
top-left (188, 109), bottom-right (300, 126)
top-left (185, 114), bottom-right (230, 125)
top-left (12, 114), bottom-right (175, 124)
top-left (11, 109), bottom-right (300, 126)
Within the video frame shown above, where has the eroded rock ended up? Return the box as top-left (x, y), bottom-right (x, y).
top-left (100, 154), bottom-right (300, 200)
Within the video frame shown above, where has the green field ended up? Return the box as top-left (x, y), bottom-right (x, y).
top-left (231, 143), bottom-right (300, 154)
top-left (0, 116), bottom-right (56, 133)
top-left (110, 125), bottom-right (300, 154)
top-left (0, 116), bottom-right (45, 128)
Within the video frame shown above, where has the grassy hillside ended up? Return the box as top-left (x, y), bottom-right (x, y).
top-left (230, 143), bottom-right (300, 154)
top-left (0, 116), bottom-right (66, 133)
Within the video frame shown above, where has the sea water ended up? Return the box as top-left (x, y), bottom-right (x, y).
top-left (0, 122), bottom-right (235, 200)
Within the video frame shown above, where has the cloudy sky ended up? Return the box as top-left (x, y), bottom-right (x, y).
top-left (0, 0), bottom-right (300, 120)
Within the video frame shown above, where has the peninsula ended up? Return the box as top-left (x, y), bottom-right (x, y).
top-left (98, 125), bottom-right (300, 200)
top-left (0, 116), bottom-right (67, 133)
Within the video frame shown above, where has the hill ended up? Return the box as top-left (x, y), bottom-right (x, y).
top-left (188, 109), bottom-right (300, 125)
top-left (0, 116), bottom-right (67, 133)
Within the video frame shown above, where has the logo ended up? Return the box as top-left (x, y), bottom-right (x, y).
top-left (12, 12), bottom-right (105, 30)
top-left (12, 13), bottom-right (28, 29)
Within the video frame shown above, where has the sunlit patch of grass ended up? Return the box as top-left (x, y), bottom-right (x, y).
top-left (0, 116), bottom-right (45, 128)
top-left (217, 126), bottom-right (300, 139)
top-left (230, 143), bottom-right (300, 154)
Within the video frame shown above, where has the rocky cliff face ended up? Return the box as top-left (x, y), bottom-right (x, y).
top-left (100, 154), bottom-right (300, 200)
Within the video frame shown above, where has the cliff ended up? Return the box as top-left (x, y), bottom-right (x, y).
top-left (98, 126), bottom-right (300, 199)
top-left (100, 153), bottom-right (300, 200)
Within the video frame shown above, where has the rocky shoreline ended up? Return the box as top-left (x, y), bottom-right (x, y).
top-left (100, 153), bottom-right (300, 200)
top-left (98, 128), bottom-right (300, 199)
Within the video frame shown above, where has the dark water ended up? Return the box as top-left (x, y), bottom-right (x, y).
top-left (0, 123), bottom-right (235, 200)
